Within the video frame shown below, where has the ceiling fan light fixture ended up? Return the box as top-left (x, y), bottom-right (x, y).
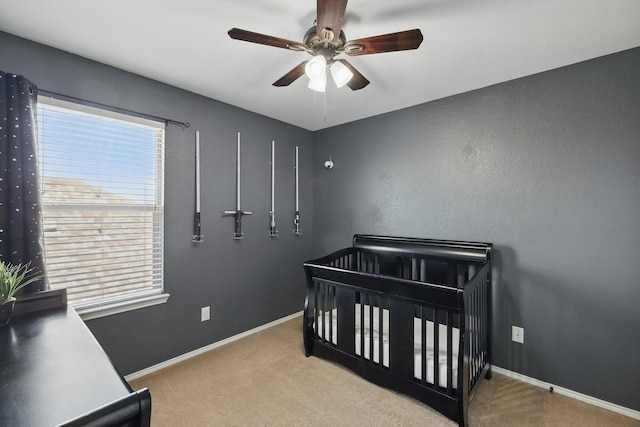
top-left (307, 73), bottom-right (327, 92)
top-left (304, 55), bottom-right (327, 80)
top-left (330, 61), bottom-right (353, 88)
top-left (305, 55), bottom-right (327, 92)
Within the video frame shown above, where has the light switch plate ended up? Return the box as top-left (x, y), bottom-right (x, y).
top-left (201, 306), bottom-right (210, 322)
top-left (512, 325), bottom-right (524, 344)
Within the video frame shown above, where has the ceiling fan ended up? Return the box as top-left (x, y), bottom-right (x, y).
top-left (228, 0), bottom-right (423, 92)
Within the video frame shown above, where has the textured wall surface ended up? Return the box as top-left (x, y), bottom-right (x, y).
top-left (1, 32), bottom-right (314, 375)
top-left (313, 48), bottom-right (640, 410)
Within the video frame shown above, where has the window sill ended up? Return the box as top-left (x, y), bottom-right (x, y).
top-left (76, 293), bottom-right (170, 321)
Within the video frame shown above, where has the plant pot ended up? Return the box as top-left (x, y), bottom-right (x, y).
top-left (0, 297), bottom-right (17, 327)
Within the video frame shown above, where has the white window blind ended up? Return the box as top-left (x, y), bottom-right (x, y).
top-left (37, 97), bottom-right (165, 312)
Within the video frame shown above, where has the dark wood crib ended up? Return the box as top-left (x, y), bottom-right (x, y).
top-left (303, 235), bottom-right (492, 427)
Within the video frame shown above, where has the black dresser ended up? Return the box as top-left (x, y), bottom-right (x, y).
top-left (0, 290), bottom-right (150, 426)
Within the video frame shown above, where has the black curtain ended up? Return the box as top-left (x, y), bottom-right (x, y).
top-left (0, 71), bottom-right (47, 294)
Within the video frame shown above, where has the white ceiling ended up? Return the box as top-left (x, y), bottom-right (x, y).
top-left (1, 0), bottom-right (639, 131)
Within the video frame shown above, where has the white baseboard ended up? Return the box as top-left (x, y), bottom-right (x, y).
top-left (491, 366), bottom-right (640, 420)
top-left (125, 311), bottom-right (302, 382)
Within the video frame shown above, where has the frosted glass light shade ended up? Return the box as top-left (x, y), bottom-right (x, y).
top-left (307, 74), bottom-right (327, 92)
top-left (330, 61), bottom-right (353, 88)
top-left (305, 55), bottom-right (327, 79)
top-left (305, 55), bottom-right (327, 92)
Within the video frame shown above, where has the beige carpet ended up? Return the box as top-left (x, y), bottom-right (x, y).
top-left (130, 317), bottom-right (639, 427)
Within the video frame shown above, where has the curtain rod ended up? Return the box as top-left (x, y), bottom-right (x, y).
top-left (36, 88), bottom-right (191, 129)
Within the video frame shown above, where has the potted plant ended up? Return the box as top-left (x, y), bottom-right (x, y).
top-left (0, 261), bottom-right (43, 326)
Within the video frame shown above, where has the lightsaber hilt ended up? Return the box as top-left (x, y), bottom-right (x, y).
top-left (269, 211), bottom-right (278, 237)
top-left (235, 213), bottom-right (242, 239)
top-left (192, 211), bottom-right (204, 242)
top-left (225, 210), bottom-right (252, 239)
top-left (293, 211), bottom-right (301, 235)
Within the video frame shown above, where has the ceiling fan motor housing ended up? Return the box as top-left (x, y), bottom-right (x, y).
top-left (304, 26), bottom-right (347, 59)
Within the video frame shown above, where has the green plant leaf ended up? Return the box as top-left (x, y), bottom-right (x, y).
top-left (0, 261), bottom-right (44, 302)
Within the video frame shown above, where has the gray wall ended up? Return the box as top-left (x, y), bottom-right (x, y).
top-left (313, 47), bottom-right (640, 410)
top-left (0, 32), bottom-right (314, 375)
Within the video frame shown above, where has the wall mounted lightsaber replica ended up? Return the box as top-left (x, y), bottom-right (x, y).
top-left (224, 132), bottom-right (252, 239)
top-left (269, 140), bottom-right (278, 237)
top-left (293, 145), bottom-right (302, 235)
top-left (192, 130), bottom-right (204, 242)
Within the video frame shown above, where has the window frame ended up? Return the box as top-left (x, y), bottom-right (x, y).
top-left (36, 96), bottom-right (169, 320)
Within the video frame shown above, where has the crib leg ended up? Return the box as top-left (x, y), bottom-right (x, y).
top-left (302, 315), bottom-right (313, 357)
top-left (485, 365), bottom-right (492, 380)
top-left (304, 341), bottom-right (313, 357)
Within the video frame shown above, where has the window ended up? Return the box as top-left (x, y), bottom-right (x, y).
top-left (37, 97), bottom-right (168, 319)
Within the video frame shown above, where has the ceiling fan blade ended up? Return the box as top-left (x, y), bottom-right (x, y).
top-left (316, 0), bottom-right (348, 43)
top-left (336, 59), bottom-right (369, 90)
top-left (228, 28), bottom-right (306, 51)
top-left (344, 29), bottom-right (423, 56)
top-left (273, 61), bottom-right (308, 87)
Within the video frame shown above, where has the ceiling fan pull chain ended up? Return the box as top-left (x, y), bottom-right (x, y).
top-left (323, 91), bottom-right (327, 123)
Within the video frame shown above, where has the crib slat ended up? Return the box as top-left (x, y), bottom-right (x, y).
top-left (328, 285), bottom-right (334, 345)
top-left (368, 296), bottom-right (374, 364)
top-left (481, 278), bottom-right (486, 368)
top-left (321, 282), bottom-right (325, 342)
top-left (421, 306), bottom-right (427, 385)
top-left (469, 289), bottom-right (479, 378)
top-left (388, 299), bottom-right (414, 379)
top-left (482, 276), bottom-right (488, 366)
top-left (470, 294), bottom-right (476, 386)
top-left (470, 287), bottom-right (477, 382)
top-left (474, 288), bottom-right (479, 383)
top-left (480, 278), bottom-right (485, 368)
top-left (378, 296), bottom-right (384, 367)
top-left (360, 295), bottom-right (365, 359)
top-left (314, 281), bottom-right (320, 340)
top-left (475, 284), bottom-right (481, 378)
top-left (321, 282), bottom-right (327, 343)
top-left (336, 287), bottom-right (355, 354)
top-left (446, 311), bottom-right (453, 395)
top-left (468, 290), bottom-right (474, 383)
top-left (481, 278), bottom-right (487, 368)
top-left (434, 308), bottom-right (440, 389)
top-left (447, 262), bottom-right (456, 287)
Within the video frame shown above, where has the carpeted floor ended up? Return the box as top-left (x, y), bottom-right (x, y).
top-left (129, 317), bottom-right (639, 427)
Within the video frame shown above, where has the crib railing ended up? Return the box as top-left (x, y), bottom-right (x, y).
top-left (319, 246), bottom-right (485, 288)
top-left (463, 260), bottom-right (492, 391)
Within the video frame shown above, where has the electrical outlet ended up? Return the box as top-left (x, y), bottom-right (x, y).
top-left (201, 306), bottom-right (210, 322)
top-left (512, 326), bottom-right (524, 344)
